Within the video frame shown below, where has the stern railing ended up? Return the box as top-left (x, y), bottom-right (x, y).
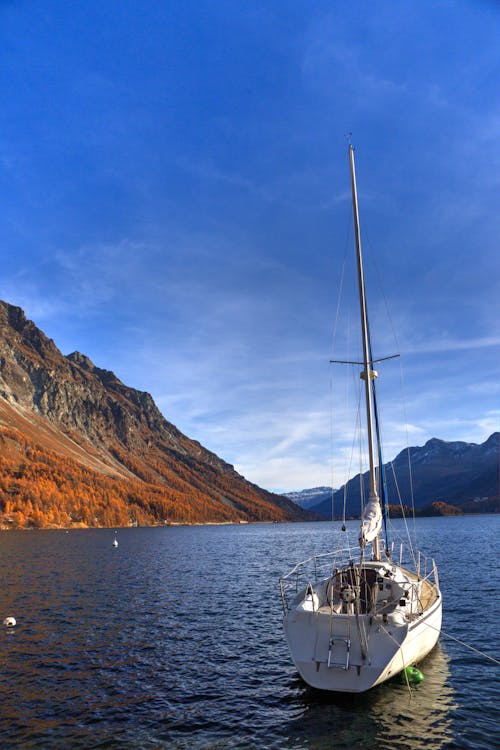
top-left (279, 545), bottom-right (439, 616)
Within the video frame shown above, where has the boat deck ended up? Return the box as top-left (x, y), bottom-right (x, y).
top-left (407, 571), bottom-right (438, 610)
top-left (312, 567), bottom-right (438, 618)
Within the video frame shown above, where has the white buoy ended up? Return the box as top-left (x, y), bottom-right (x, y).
top-left (3, 616), bottom-right (16, 628)
top-left (113, 539), bottom-right (118, 547)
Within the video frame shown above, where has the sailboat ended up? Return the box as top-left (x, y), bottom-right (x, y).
top-left (279, 144), bottom-right (442, 693)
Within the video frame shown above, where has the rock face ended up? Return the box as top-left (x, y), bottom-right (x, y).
top-left (0, 303), bottom-right (189, 454)
top-left (0, 301), bottom-right (307, 527)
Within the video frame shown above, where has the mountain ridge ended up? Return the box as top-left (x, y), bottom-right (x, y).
top-left (0, 300), bottom-right (309, 528)
top-left (302, 433), bottom-right (499, 518)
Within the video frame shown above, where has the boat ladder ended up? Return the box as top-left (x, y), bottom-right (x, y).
top-left (327, 636), bottom-right (351, 670)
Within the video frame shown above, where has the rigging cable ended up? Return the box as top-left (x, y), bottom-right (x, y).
top-left (397, 357), bottom-right (418, 548)
top-left (338, 385), bottom-right (363, 559)
top-left (329, 374), bottom-right (335, 522)
top-left (378, 622), bottom-right (415, 699)
top-left (389, 460), bottom-right (417, 569)
top-left (366, 318), bottom-right (390, 555)
top-left (329, 209), bottom-right (352, 526)
top-left (372, 384), bottom-right (390, 555)
top-left (362, 223), bottom-right (418, 548)
top-left (342, 360), bottom-right (360, 527)
top-left (423, 622), bottom-right (500, 667)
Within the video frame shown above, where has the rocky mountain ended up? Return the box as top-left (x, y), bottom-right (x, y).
top-left (0, 301), bottom-right (309, 528)
top-left (308, 433), bottom-right (499, 518)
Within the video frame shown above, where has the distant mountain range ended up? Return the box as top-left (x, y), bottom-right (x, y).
top-left (0, 301), bottom-right (310, 528)
top-left (285, 434), bottom-right (499, 518)
top-left (283, 486), bottom-right (334, 510)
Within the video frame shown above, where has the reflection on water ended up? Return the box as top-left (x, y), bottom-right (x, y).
top-left (283, 644), bottom-right (455, 750)
top-left (374, 646), bottom-right (456, 750)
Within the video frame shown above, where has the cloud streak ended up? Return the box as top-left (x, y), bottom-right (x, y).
top-left (0, 2), bottom-right (498, 491)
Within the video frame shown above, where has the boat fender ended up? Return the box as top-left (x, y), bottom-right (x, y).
top-left (401, 666), bottom-right (424, 684)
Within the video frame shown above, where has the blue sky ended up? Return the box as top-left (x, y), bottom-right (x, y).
top-left (0, 1), bottom-right (498, 492)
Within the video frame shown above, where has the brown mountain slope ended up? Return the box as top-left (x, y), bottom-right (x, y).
top-left (0, 301), bottom-right (306, 528)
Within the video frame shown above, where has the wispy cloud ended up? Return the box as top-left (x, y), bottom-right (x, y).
top-left (404, 335), bottom-right (500, 356)
top-left (178, 155), bottom-right (347, 213)
top-left (302, 14), bottom-right (408, 104)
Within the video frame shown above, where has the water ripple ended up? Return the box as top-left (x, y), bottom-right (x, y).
top-left (0, 518), bottom-right (498, 749)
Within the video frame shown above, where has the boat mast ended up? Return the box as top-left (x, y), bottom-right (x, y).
top-left (348, 144), bottom-right (381, 561)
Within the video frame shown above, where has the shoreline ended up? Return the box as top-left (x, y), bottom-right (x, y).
top-left (0, 510), bottom-right (498, 532)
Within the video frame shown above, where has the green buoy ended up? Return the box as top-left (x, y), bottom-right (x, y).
top-left (401, 666), bottom-right (424, 684)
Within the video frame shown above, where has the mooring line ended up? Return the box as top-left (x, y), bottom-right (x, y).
top-left (424, 621), bottom-right (500, 666)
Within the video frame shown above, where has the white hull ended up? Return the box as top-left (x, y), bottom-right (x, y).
top-left (281, 558), bottom-right (442, 693)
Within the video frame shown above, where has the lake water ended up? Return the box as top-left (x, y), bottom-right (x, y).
top-left (0, 516), bottom-right (498, 749)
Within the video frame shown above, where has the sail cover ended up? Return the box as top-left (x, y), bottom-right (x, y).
top-left (359, 497), bottom-right (383, 547)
